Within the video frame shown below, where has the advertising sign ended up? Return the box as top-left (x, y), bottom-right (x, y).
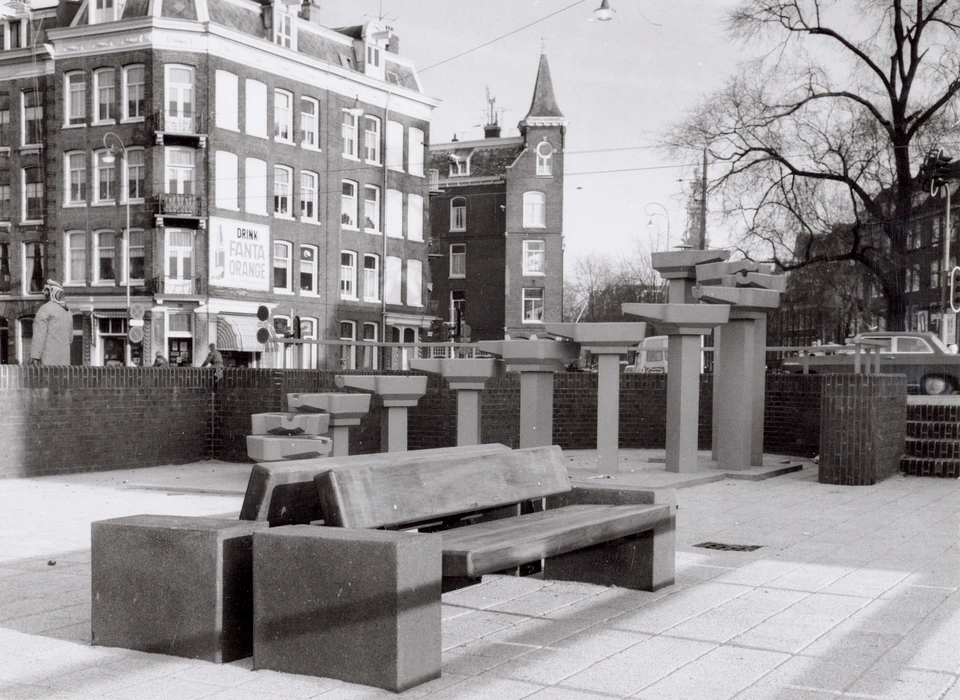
top-left (208, 217), bottom-right (270, 290)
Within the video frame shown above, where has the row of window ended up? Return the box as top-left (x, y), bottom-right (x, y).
top-left (340, 180), bottom-right (424, 239)
top-left (63, 65), bottom-right (145, 127)
top-left (0, 168), bottom-right (43, 222)
top-left (214, 70), bottom-right (426, 175)
top-left (0, 89), bottom-right (42, 148)
top-left (447, 192), bottom-right (548, 231)
top-left (63, 150), bottom-right (146, 205)
top-left (447, 141), bottom-right (554, 179)
top-left (448, 240), bottom-right (545, 279)
top-left (445, 288), bottom-right (545, 326)
top-left (340, 252), bottom-right (422, 307)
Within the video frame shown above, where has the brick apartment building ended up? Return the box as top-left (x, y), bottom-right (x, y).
top-left (0, 0), bottom-right (436, 368)
top-left (427, 52), bottom-right (565, 341)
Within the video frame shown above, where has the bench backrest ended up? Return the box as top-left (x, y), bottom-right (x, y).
top-left (239, 443), bottom-right (511, 526)
top-left (315, 445), bottom-right (569, 529)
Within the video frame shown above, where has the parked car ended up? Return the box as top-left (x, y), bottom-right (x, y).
top-left (782, 332), bottom-right (960, 395)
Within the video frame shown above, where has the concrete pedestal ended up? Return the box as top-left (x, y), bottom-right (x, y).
top-left (253, 526), bottom-right (441, 692)
top-left (520, 371), bottom-right (554, 448)
top-left (91, 515), bottom-right (267, 662)
top-left (665, 334), bottom-right (703, 473)
top-left (712, 319), bottom-right (757, 470)
top-left (335, 376), bottom-right (428, 453)
top-left (409, 358), bottom-right (503, 447)
top-left (286, 393), bottom-right (371, 457)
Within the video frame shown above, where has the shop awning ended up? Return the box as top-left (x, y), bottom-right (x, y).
top-left (217, 315), bottom-right (262, 352)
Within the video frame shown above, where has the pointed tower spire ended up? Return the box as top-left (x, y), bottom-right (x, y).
top-left (519, 52), bottom-right (567, 131)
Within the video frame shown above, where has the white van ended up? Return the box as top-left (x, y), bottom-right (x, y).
top-left (629, 335), bottom-right (668, 374)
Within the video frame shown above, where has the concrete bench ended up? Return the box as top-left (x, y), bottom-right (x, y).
top-left (251, 445), bottom-right (675, 691)
top-left (238, 443), bottom-right (511, 527)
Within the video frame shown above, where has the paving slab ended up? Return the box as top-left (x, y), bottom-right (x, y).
top-left (0, 453), bottom-right (956, 699)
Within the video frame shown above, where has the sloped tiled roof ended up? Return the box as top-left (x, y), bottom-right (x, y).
top-left (429, 141), bottom-right (525, 179)
top-left (207, 0), bottom-right (266, 37)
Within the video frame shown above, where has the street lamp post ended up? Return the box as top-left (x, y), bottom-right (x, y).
top-left (644, 202), bottom-right (671, 251)
top-left (102, 132), bottom-right (132, 356)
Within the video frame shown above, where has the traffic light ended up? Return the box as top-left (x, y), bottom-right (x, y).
top-left (921, 148), bottom-right (955, 196)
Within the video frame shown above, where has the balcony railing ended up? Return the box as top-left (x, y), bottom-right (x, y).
top-left (156, 193), bottom-right (203, 217)
top-left (145, 276), bottom-right (203, 296)
top-left (153, 111), bottom-right (205, 136)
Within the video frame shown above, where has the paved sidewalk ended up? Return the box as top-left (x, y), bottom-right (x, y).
top-left (0, 455), bottom-right (957, 700)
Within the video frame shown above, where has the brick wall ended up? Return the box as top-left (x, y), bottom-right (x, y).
top-left (0, 366), bottom-right (842, 479)
top-left (818, 374), bottom-right (907, 485)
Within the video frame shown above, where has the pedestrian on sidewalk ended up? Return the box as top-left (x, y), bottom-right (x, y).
top-left (29, 279), bottom-right (72, 366)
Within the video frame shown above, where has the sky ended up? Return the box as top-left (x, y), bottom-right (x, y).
top-left (317, 0), bottom-right (746, 274)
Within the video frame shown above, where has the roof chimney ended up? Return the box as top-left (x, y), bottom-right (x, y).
top-left (483, 86), bottom-right (501, 139)
top-left (484, 123), bottom-right (501, 139)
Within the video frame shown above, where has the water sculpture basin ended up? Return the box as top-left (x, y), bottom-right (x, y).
top-left (544, 322), bottom-right (647, 351)
top-left (621, 303), bottom-right (730, 334)
top-left (336, 375), bottom-right (428, 406)
top-left (287, 392), bottom-right (371, 421)
top-left (474, 339), bottom-right (579, 372)
top-left (651, 249), bottom-right (730, 278)
top-left (695, 285), bottom-right (783, 311)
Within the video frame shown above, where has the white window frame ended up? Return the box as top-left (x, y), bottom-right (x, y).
top-left (22, 166), bottom-right (42, 222)
top-left (214, 70), bottom-right (238, 131)
top-left (94, 229), bottom-right (117, 284)
top-left (340, 250), bottom-right (357, 299)
top-left (22, 242), bottom-right (44, 294)
top-left (244, 79), bottom-right (268, 138)
top-left (245, 157), bottom-right (267, 214)
top-left (65, 231), bottom-right (86, 285)
top-left (300, 96), bottom-right (319, 149)
top-left (341, 180), bottom-right (358, 229)
top-left (406, 193), bottom-right (423, 242)
top-left (451, 290), bottom-right (466, 325)
top-left (450, 197), bottom-right (466, 232)
top-left (363, 254), bottom-right (380, 302)
top-left (273, 240), bottom-right (292, 293)
top-left (165, 147), bottom-right (195, 195)
top-left (123, 64), bottom-right (145, 122)
top-left (361, 322), bottom-right (379, 370)
top-left (385, 256), bottom-right (402, 304)
top-left (127, 228), bottom-right (145, 284)
top-left (522, 287), bottom-right (545, 323)
top-left (523, 240), bottom-right (546, 276)
top-left (523, 191), bottom-right (546, 228)
top-left (449, 244), bottom-right (465, 279)
top-left (340, 320), bottom-right (357, 370)
top-left (214, 150), bottom-right (238, 210)
top-left (273, 7), bottom-right (295, 49)
top-left (364, 184), bottom-right (381, 233)
top-left (274, 165), bottom-right (293, 217)
top-left (124, 147), bottom-right (145, 203)
top-left (93, 68), bottom-right (115, 124)
top-left (536, 141), bottom-right (553, 176)
top-left (65, 151), bottom-right (87, 206)
top-left (21, 90), bottom-right (42, 147)
top-left (274, 89), bottom-right (293, 143)
top-left (3, 19), bottom-right (27, 49)
top-left (408, 127), bottom-right (424, 177)
top-left (164, 64), bottom-right (196, 134)
top-left (65, 72), bottom-right (86, 127)
top-left (342, 111), bottom-right (359, 159)
top-left (364, 115), bottom-right (381, 164)
top-left (406, 259), bottom-right (422, 308)
top-left (386, 189), bottom-right (403, 238)
top-left (300, 170), bottom-right (318, 221)
top-left (93, 149), bottom-right (117, 204)
top-left (386, 120), bottom-right (404, 171)
top-left (299, 244), bottom-right (318, 295)
top-left (165, 229), bottom-right (195, 292)
top-left (92, 0), bottom-right (116, 24)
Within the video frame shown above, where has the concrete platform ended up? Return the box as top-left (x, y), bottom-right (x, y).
top-left (1, 452), bottom-right (956, 700)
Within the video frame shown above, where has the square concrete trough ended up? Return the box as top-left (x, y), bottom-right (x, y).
top-left (246, 435), bottom-right (333, 462)
top-left (91, 515), bottom-right (268, 663)
top-left (251, 412), bottom-right (330, 436)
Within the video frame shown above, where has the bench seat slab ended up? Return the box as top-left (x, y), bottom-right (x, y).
top-left (441, 503), bottom-right (672, 584)
top-left (253, 525), bottom-right (442, 693)
top-left (91, 515), bottom-right (268, 662)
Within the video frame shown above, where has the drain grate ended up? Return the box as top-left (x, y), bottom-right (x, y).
top-left (693, 541), bottom-right (763, 552)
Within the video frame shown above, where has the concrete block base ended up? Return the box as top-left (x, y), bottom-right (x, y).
top-left (91, 515), bottom-right (268, 662)
top-left (246, 435), bottom-right (332, 462)
top-left (253, 526), bottom-right (442, 693)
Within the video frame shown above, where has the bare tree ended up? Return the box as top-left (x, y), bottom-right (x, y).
top-left (667, 0), bottom-right (960, 330)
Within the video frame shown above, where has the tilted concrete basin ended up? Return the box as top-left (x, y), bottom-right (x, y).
top-left (335, 375), bottom-right (428, 407)
top-left (409, 358), bottom-right (503, 391)
top-left (621, 303), bottom-right (730, 333)
top-left (287, 393), bottom-right (371, 424)
top-left (474, 339), bottom-right (579, 372)
top-left (544, 322), bottom-right (647, 352)
top-left (695, 285), bottom-right (783, 312)
top-left (651, 249), bottom-right (730, 278)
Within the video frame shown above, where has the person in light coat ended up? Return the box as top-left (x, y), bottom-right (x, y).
top-left (29, 280), bottom-right (73, 366)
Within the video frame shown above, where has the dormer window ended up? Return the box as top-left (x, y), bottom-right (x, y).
top-left (273, 6), bottom-right (295, 50)
top-left (360, 22), bottom-right (389, 80)
top-left (449, 149), bottom-right (473, 177)
top-left (92, 0), bottom-right (117, 24)
top-left (366, 45), bottom-right (380, 69)
top-left (2, 19), bottom-right (26, 50)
